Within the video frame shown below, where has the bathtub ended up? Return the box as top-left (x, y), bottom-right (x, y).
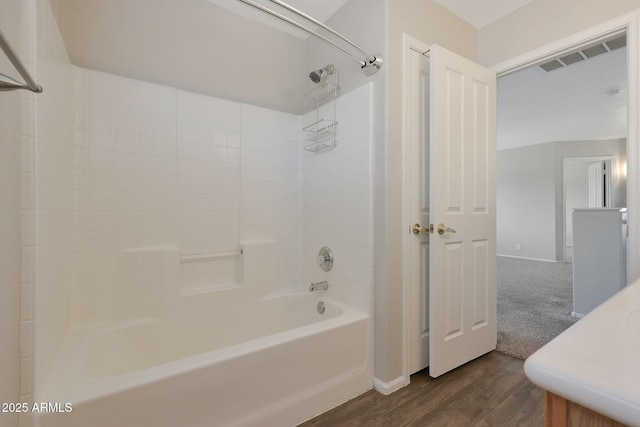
top-left (28, 293), bottom-right (372, 427)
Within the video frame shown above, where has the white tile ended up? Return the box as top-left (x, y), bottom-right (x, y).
top-left (114, 131), bottom-right (137, 153)
top-left (89, 150), bottom-right (114, 171)
top-left (20, 211), bottom-right (35, 246)
top-left (89, 171), bottom-right (113, 192)
top-left (21, 173), bottom-right (35, 211)
top-left (21, 247), bottom-right (34, 285)
top-left (21, 136), bottom-right (35, 173)
top-left (20, 320), bottom-right (33, 358)
top-left (88, 192), bottom-right (114, 212)
top-left (115, 152), bottom-right (139, 173)
top-left (20, 357), bottom-right (33, 396)
top-left (21, 98), bottom-right (36, 137)
top-left (88, 212), bottom-right (115, 232)
top-left (177, 90), bottom-right (213, 125)
top-left (20, 284), bottom-right (34, 321)
top-left (72, 148), bottom-right (89, 170)
top-left (89, 129), bottom-right (114, 152)
top-left (88, 73), bottom-right (114, 130)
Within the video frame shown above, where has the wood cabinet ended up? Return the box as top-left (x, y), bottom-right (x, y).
top-left (545, 392), bottom-right (628, 427)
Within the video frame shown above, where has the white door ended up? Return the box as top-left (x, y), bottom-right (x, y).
top-left (406, 45), bottom-right (431, 374)
top-left (588, 161), bottom-right (604, 208)
top-left (428, 44), bottom-right (497, 378)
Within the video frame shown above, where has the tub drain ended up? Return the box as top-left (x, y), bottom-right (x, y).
top-left (317, 301), bottom-right (326, 314)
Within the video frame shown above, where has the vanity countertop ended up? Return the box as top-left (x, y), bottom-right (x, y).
top-left (524, 277), bottom-right (640, 426)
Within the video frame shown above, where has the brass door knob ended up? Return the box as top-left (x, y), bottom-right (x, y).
top-left (437, 223), bottom-right (456, 235)
top-left (412, 223), bottom-right (428, 235)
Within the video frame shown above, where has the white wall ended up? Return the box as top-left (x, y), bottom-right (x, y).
top-left (478, 0), bottom-right (640, 66)
top-left (497, 143), bottom-right (556, 260)
top-left (497, 138), bottom-right (627, 261)
top-left (0, 1), bottom-right (23, 425)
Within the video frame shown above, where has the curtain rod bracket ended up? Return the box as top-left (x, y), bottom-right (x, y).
top-left (362, 54), bottom-right (383, 76)
top-left (237, 0), bottom-right (383, 76)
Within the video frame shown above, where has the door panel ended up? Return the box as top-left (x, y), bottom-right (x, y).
top-left (472, 79), bottom-right (489, 212)
top-left (472, 239), bottom-right (489, 329)
top-left (444, 68), bottom-right (464, 212)
top-left (429, 44), bottom-right (497, 378)
top-left (444, 241), bottom-right (463, 339)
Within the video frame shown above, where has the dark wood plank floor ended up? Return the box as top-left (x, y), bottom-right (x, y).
top-left (300, 351), bottom-right (544, 427)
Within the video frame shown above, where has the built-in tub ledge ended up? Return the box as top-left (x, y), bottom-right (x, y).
top-left (180, 248), bottom-right (243, 264)
top-left (524, 277), bottom-right (640, 427)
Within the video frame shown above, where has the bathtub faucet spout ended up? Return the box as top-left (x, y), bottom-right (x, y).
top-left (309, 280), bottom-right (329, 292)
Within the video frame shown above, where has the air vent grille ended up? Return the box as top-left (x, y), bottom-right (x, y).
top-left (539, 60), bottom-right (564, 72)
top-left (582, 44), bottom-right (607, 58)
top-left (605, 37), bottom-right (627, 51)
top-left (538, 34), bottom-right (626, 73)
top-left (558, 52), bottom-right (584, 66)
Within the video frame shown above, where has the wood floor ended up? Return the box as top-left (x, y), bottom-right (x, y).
top-left (300, 351), bottom-right (544, 427)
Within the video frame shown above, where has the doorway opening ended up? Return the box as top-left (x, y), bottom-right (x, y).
top-left (495, 30), bottom-right (629, 359)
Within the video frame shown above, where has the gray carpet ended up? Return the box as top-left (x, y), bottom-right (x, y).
top-left (496, 256), bottom-right (578, 360)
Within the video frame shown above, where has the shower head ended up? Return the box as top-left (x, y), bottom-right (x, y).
top-left (308, 64), bottom-right (335, 84)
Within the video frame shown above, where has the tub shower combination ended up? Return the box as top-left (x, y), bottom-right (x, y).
top-left (30, 241), bottom-right (372, 427)
top-left (36, 293), bottom-right (369, 427)
top-left (17, 0), bottom-right (382, 426)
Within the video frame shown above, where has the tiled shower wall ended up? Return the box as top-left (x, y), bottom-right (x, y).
top-left (69, 68), bottom-right (304, 325)
top-left (67, 68), bottom-right (374, 324)
top-left (302, 83), bottom-right (374, 313)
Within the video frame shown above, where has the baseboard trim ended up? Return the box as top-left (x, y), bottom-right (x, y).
top-left (571, 311), bottom-right (585, 319)
top-left (497, 254), bottom-right (559, 263)
top-left (373, 376), bottom-right (409, 395)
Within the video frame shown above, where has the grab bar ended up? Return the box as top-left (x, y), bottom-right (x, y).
top-left (180, 249), bottom-right (243, 264)
top-left (0, 29), bottom-right (42, 93)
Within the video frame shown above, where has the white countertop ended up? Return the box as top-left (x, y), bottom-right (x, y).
top-left (524, 278), bottom-right (640, 426)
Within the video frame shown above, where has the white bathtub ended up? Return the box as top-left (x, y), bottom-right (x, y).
top-left (29, 293), bottom-right (371, 427)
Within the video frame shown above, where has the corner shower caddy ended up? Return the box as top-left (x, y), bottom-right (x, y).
top-left (303, 80), bottom-right (339, 153)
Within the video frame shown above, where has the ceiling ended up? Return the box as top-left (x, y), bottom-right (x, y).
top-left (206, 0), bottom-right (350, 39)
top-left (56, 0), bottom-right (627, 147)
top-left (498, 45), bottom-right (627, 150)
top-left (436, 0), bottom-right (535, 29)
top-left (59, 0), bottom-right (310, 113)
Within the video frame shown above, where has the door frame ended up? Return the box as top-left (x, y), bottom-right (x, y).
top-left (401, 10), bottom-right (640, 386)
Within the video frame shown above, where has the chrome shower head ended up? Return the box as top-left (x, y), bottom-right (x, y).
top-left (308, 64), bottom-right (335, 84)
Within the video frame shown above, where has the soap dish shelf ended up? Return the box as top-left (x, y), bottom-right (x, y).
top-left (303, 119), bottom-right (338, 152)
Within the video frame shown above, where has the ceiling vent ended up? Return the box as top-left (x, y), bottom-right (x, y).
top-left (538, 34), bottom-right (626, 73)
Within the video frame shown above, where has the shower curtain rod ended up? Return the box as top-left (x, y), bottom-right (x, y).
top-left (236, 0), bottom-right (383, 76)
top-left (0, 29), bottom-right (42, 93)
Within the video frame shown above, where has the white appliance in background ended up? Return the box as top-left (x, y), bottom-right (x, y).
top-left (572, 208), bottom-right (627, 318)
